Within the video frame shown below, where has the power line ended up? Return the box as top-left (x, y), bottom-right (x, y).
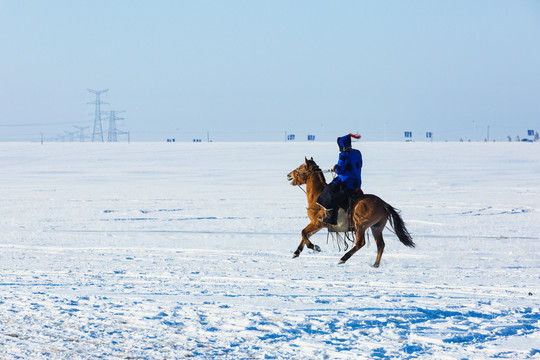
top-left (0, 121), bottom-right (78, 127)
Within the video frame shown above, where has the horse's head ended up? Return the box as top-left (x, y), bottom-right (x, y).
top-left (287, 157), bottom-right (318, 186)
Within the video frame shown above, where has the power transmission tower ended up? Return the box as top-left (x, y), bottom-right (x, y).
top-left (64, 130), bottom-right (77, 142)
top-left (73, 125), bottom-right (90, 142)
top-left (87, 89), bottom-right (109, 142)
top-left (107, 110), bottom-right (125, 142)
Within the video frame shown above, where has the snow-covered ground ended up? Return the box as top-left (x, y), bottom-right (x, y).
top-left (0, 141), bottom-right (539, 359)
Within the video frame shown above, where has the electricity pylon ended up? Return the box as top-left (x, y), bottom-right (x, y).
top-left (107, 110), bottom-right (125, 142)
top-left (73, 125), bottom-right (90, 142)
top-left (64, 130), bottom-right (77, 142)
top-left (87, 89), bottom-right (109, 142)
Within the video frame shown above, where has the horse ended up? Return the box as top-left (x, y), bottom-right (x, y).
top-left (286, 157), bottom-right (415, 267)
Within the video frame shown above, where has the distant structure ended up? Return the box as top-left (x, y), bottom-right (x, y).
top-left (404, 131), bottom-right (413, 141)
top-left (73, 125), bottom-right (90, 142)
top-left (87, 89), bottom-right (109, 142)
top-left (64, 130), bottom-right (77, 142)
top-left (42, 89), bottom-right (131, 143)
top-left (107, 110), bottom-right (125, 142)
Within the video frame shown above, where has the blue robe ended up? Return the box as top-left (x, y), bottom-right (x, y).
top-left (334, 149), bottom-right (362, 189)
top-left (334, 135), bottom-right (362, 189)
top-left (316, 135), bottom-right (363, 211)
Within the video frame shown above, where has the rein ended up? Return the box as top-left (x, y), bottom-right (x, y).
top-left (295, 166), bottom-right (331, 194)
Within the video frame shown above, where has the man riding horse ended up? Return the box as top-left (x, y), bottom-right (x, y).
top-left (317, 133), bottom-right (362, 225)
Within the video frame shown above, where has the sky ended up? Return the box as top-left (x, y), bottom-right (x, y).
top-left (1, 0), bottom-right (539, 142)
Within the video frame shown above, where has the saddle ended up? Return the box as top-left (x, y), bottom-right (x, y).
top-left (329, 189), bottom-right (364, 233)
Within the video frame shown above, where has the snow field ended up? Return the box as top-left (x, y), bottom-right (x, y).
top-left (0, 141), bottom-right (539, 359)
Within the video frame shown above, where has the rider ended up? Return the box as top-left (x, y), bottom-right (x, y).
top-left (317, 133), bottom-right (362, 225)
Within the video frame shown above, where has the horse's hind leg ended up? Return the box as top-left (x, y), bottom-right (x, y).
top-left (293, 222), bottom-right (322, 258)
top-left (371, 224), bottom-right (386, 268)
top-left (338, 228), bottom-right (366, 264)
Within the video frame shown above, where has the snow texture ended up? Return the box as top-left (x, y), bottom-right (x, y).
top-left (0, 141), bottom-right (539, 359)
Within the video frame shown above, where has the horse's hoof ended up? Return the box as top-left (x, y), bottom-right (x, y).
top-left (314, 245), bottom-right (321, 252)
top-left (338, 259), bottom-right (346, 265)
top-left (372, 263), bottom-right (380, 268)
top-left (292, 252), bottom-right (299, 259)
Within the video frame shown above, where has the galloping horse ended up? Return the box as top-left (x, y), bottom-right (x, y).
top-left (287, 157), bottom-right (415, 267)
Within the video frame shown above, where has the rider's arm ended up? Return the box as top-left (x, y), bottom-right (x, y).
top-left (334, 152), bottom-right (350, 175)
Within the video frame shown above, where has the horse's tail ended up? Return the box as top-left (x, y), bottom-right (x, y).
top-left (384, 203), bottom-right (415, 248)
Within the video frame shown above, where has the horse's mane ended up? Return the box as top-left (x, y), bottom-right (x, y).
top-left (306, 159), bottom-right (327, 185)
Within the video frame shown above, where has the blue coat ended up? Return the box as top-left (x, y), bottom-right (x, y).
top-left (333, 135), bottom-right (362, 189)
top-left (333, 149), bottom-right (362, 189)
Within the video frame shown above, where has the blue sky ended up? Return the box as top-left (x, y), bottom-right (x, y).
top-left (1, 1), bottom-right (539, 141)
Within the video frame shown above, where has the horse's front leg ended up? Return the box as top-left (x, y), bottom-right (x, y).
top-left (293, 222), bottom-right (323, 258)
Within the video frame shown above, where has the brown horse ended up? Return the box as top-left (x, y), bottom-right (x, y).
top-left (287, 157), bottom-right (415, 267)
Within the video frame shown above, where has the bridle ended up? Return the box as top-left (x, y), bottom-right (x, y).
top-left (292, 168), bottom-right (309, 194)
top-left (292, 165), bottom-right (332, 194)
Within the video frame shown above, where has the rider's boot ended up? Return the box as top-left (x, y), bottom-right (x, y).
top-left (319, 209), bottom-right (337, 226)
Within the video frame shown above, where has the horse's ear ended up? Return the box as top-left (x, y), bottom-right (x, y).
top-left (305, 157), bottom-right (308, 164)
top-left (310, 157), bottom-right (313, 161)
